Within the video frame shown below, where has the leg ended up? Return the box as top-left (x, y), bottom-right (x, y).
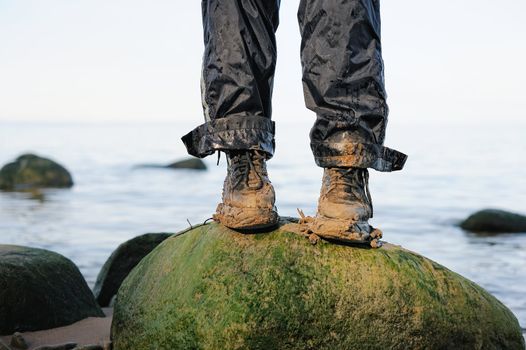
top-left (298, 0), bottom-right (407, 246)
top-left (182, 0), bottom-right (281, 159)
top-left (183, 0), bottom-right (281, 230)
top-left (299, 0), bottom-right (406, 170)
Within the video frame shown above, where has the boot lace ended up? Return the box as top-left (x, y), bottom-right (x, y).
top-left (228, 151), bottom-right (264, 190)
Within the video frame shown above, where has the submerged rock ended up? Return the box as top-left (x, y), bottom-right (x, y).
top-left (0, 245), bottom-right (104, 335)
top-left (93, 233), bottom-right (173, 307)
top-left (460, 209), bottom-right (526, 233)
top-left (0, 154), bottom-right (73, 191)
top-left (135, 157), bottom-right (207, 171)
top-left (112, 220), bottom-right (524, 350)
top-left (166, 157), bottom-right (206, 170)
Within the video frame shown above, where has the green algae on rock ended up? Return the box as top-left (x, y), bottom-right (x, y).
top-left (0, 154), bottom-right (74, 191)
top-left (93, 233), bottom-right (173, 307)
top-left (112, 220), bottom-right (525, 350)
top-left (0, 245), bottom-right (104, 335)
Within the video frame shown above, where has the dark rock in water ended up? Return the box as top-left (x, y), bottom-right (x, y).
top-left (135, 157), bottom-right (207, 171)
top-left (0, 245), bottom-right (104, 335)
top-left (111, 220), bottom-right (524, 350)
top-left (460, 209), bottom-right (526, 233)
top-left (166, 158), bottom-right (206, 170)
top-left (93, 233), bottom-right (173, 307)
top-left (10, 332), bottom-right (28, 349)
top-left (0, 154), bottom-right (74, 191)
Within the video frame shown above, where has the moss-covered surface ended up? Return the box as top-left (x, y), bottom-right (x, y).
top-left (112, 220), bottom-right (524, 350)
top-left (93, 233), bottom-right (173, 307)
top-left (0, 245), bottom-right (104, 335)
top-left (0, 154), bottom-right (73, 191)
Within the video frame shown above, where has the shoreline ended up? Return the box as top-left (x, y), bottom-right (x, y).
top-left (0, 308), bottom-right (112, 350)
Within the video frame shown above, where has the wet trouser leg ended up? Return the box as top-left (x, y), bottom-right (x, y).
top-left (182, 0), bottom-right (280, 159)
top-left (298, 0), bottom-right (406, 171)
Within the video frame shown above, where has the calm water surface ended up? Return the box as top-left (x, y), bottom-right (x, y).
top-left (1, 120), bottom-right (525, 330)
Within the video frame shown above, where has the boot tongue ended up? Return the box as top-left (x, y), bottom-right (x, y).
top-left (229, 151), bottom-right (264, 190)
top-left (246, 168), bottom-right (260, 188)
top-left (246, 152), bottom-right (265, 189)
top-left (326, 168), bottom-right (365, 203)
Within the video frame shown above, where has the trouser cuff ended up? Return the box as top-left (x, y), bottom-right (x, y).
top-left (311, 142), bottom-right (407, 172)
top-left (181, 116), bottom-right (275, 159)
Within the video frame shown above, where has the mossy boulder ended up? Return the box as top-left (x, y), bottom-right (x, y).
top-left (0, 245), bottom-right (104, 335)
top-left (93, 233), bottom-right (173, 307)
top-left (460, 209), bottom-right (526, 233)
top-left (111, 220), bottom-right (524, 349)
top-left (0, 154), bottom-right (73, 191)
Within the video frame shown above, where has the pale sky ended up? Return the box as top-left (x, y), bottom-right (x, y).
top-left (0, 0), bottom-right (525, 123)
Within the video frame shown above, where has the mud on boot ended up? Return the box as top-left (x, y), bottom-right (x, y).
top-left (309, 167), bottom-right (382, 247)
top-left (213, 150), bottom-right (279, 231)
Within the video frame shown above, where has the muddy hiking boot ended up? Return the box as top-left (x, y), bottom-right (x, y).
top-left (308, 167), bottom-right (383, 247)
top-left (214, 150), bottom-right (279, 230)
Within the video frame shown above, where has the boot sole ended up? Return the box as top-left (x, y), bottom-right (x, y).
top-left (214, 204), bottom-right (279, 231)
top-left (308, 215), bottom-right (382, 247)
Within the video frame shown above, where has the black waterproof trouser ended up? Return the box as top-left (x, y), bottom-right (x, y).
top-left (182, 0), bottom-right (407, 172)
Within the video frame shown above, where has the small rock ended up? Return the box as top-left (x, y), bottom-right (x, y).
top-left (166, 158), bottom-right (206, 170)
top-left (34, 343), bottom-right (77, 350)
top-left (460, 209), bottom-right (526, 233)
top-left (0, 154), bottom-right (73, 191)
top-left (10, 332), bottom-right (28, 349)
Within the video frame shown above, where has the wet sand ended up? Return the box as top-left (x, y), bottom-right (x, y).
top-left (0, 309), bottom-right (112, 350)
